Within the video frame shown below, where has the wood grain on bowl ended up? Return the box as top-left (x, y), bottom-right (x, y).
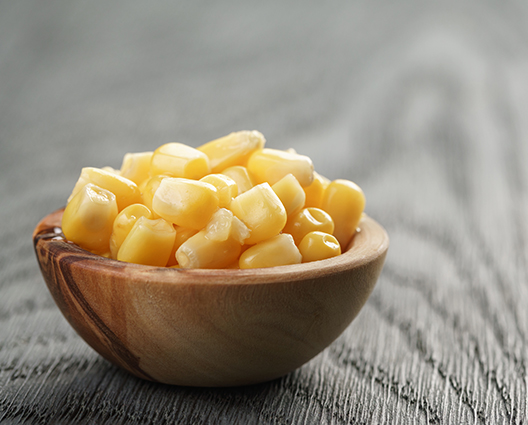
top-left (33, 208), bottom-right (388, 387)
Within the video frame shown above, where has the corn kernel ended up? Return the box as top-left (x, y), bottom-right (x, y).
top-left (150, 143), bottom-right (210, 179)
top-left (282, 207), bottom-right (335, 245)
top-left (109, 204), bottom-right (152, 259)
top-left (139, 174), bottom-right (168, 215)
top-left (229, 183), bottom-right (287, 245)
top-left (119, 151), bottom-right (153, 186)
top-left (247, 148), bottom-right (314, 187)
top-left (199, 174), bottom-right (238, 208)
top-left (303, 171), bottom-right (330, 208)
top-left (117, 216), bottom-right (176, 267)
top-left (205, 208), bottom-right (250, 244)
top-left (197, 130), bottom-right (266, 173)
top-left (298, 231), bottom-right (341, 263)
top-left (68, 167), bottom-right (141, 212)
top-left (166, 226), bottom-right (198, 267)
top-left (152, 177), bottom-right (219, 230)
top-left (321, 179), bottom-right (365, 249)
top-left (62, 183), bottom-right (118, 255)
top-left (271, 174), bottom-right (306, 217)
top-left (239, 233), bottom-right (302, 269)
top-left (220, 166), bottom-right (255, 194)
top-left (176, 230), bottom-right (241, 269)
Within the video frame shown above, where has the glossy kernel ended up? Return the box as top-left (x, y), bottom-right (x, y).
top-left (220, 166), bottom-right (255, 194)
top-left (271, 173), bottom-right (306, 216)
top-left (247, 148), bottom-right (314, 187)
top-left (200, 174), bottom-right (238, 208)
top-left (62, 183), bottom-right (118, 255)
top-left (198, 130), bottom-right (266, 173)
top-left (119, 152), bottom-right (153, 186)
top-left (67, 167), bottom-right (141, 212)
top-left (282, 207), bottom-right (335, 245)
top-left (109, 203), bottom-right (152, 259)
top-left (150, 143), bottom-right (211, 179)
top-left (298, 231), bottom-right (341, 263)
top-left (321, 179), bottom-right (365, 249)
top-left (239, 233), bottom-right (302, 269)
top-left (117, 216), bottom-right (176, 267)
top-left (303, 171), bottom-right (330, 208)
top-left (176, 230), bottom-right (241, 269)
top-left (152, 177), bottom-right (219, 230)
top-left (229, 183), bottom-right (287, 245)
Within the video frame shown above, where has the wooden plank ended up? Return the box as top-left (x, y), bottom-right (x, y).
top-left (1, 0), bottom-right (528, 423)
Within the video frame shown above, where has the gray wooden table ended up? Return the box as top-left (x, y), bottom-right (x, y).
top-left (2, 0), bottom-right (528, 423)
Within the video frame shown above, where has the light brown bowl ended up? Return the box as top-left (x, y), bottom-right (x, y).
top-left (33, 208), bottom-right (388, 387)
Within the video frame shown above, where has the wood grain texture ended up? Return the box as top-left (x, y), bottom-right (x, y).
top-left (2, 0), bottom-right (528, 423)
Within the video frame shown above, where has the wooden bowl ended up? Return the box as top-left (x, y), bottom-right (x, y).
top-left (33, 208), bottom-right (389, 387)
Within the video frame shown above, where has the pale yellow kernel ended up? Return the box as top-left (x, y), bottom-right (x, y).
top-left (62, 183), bottom-right (118, 255)
top-left (197, 130), bottom-right (266, 172)
top-left (109, 203), bottom-right (152, 259)
top-left (247, 148), bottom-right (314, 187)
top-left (166, 226), bottom-right (198, 267)
top-left (117, 216), bottom-right (176, 267)
top-left (67, 167), bottom-right (141, 212)
top-left (228, 182), bottom-right (287, 245)
top-left (199, 174), bottom-right (238, 208)
top-left (220, 166), bottom-right (255, 194)
top-left (239, 233), bottom-right (302, 269)
top-left (282, 207), bottom-right (335, 245)
top-left (139, 174), bottom-right (168, 216)
top-left (176, 230), bottom-right (241, 269)
top-left (205, 208), bottom-right (250, 244)
top-left (298, 231), bottom-right (341, 263)
top-left (152, 177), bottom-right (219, 229)
top-left (150, 142), bottom-right (210, 179)
top-left (119, 152), bottom-right (153, 186)
top-left (321, 179), bottom-right (365, 249)
top-left (303, 171), bottom-right (330, 208)
top-left (271, 174), bottom-right (306, 216)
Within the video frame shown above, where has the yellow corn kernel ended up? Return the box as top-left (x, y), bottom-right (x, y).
top-left (119, 152), bottom-right (153, 186)
top-left (303, 171), bottom-right (330, 208)
top-left (117, 216), bottom-right (176, 266)
top-left (199, 174), bottom-right (238, 208)
top-left (62, 183), bottom-right (118, 255)
top-left (197, 130), bottom-right (266, 173)
top-left (220, 165), bottom-right (255, 194)
top-left (152, 177), bottom-right (219, 229)
top-left (246, 148), bottom-right (314, 187)
top-left (282, 207), bottom-right (335, 245)
top-left (229, 183), bottom-right (287, 245)
top-left (67, 167), bottom-right (141, 212)
top-left (321, 179), bottom-right (365, 249)
top-left (298, 231), bottom-right (341, 263)
top-left (166, 226), bottom-right (198, 267)
top-left (271, 174), bottom-right (306, 216)
top-left (139, 174), bottom-right (168, 215)
top-left (239, 233), bottom-right (302, 269)
top-left (176, 230), bottom-right (241, 269)
top-left (109, 203), bottom-right (152, 259)
top-left (205, 208), bottom-right (250, 244)
top-left (150, 142), bottom-right (211, 179)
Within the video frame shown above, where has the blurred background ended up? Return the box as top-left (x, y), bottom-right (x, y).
top-left (2, 0), bottom-right (528, 423)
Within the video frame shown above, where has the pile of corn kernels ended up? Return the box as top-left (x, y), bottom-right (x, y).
top-left (61, 131), bottom-right (365, 269)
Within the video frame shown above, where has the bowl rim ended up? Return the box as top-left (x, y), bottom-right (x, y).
top-left (34, 208), bottom-right (389, 286)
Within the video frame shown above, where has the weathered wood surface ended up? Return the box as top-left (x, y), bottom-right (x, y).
top-left (1, 0), bottom-right (528, 423)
